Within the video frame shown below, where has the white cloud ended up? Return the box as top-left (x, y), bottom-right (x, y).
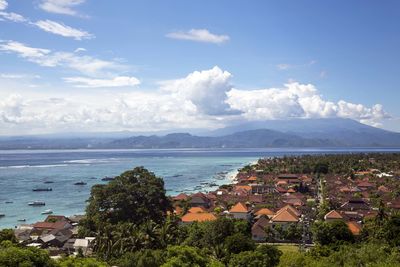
top-left (39, 0), bottom-right (86, 16)
top-left (0, 73), bottom-right (40, 79)
top-left (166, 29), bottom-right (229, 44)
top-left (160, 66), bottom-right (236, 115)
top-left (0, 0), bottom-right (7, 10)
top-left (64, 76), bottom-right (140, 88)
top-left (0, 67), bottom-right (392, 135)
top-left (226, 82), bottom-right (390, 126)
top-left (0, 40), bottom-right (124, 76)
top-left (0, 11), bottom-right (27, 22)
top-left (74, 47), bottom-right (86, 53)
top-left (34, 20), bottom-right (93, 40)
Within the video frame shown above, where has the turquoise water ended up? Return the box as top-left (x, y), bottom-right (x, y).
top-left (1, 148), bottom-right (399, 228)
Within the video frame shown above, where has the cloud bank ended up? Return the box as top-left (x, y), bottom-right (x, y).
top-left (0, 66), bottom-right (391, 135)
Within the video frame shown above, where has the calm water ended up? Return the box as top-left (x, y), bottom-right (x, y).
top-left (1, 148), bottom-right (399, 228)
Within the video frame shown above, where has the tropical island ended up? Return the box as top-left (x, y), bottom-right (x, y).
top-left (1, 153), bottom-right (400, 266)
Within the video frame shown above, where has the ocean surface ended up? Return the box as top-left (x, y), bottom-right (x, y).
top-left (1, 148), bottom-right (399, 229)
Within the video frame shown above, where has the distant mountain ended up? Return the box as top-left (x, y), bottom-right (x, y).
top-left (1, 118), bottom-right (399, 149)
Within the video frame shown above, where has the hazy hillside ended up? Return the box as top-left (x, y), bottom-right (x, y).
top-left (0, 118), bottom-right (400, 149)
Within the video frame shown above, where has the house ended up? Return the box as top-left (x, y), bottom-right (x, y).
top-left (251, 216), bottom-right (270, 241)
top-left (189, 193), bottom-right (211, 208)
top-left (340, 199), bottom-right (370, 211)
top-left (73, 239), bottom-right (90, 255)
top-left (324, 210), bottom-right (344, 221)
top-left (255, 208), bottom-right (275, 218)
top-left (270, 205), bottom-right (300, 225)
top-left (181, 212), bottom-right (217, 223)
top-left (229, 202), bottom-right (250, 220)
top-left (250, 184), bottom-right (275, 194)
top-left (173, 193), bottom-right (189, 202)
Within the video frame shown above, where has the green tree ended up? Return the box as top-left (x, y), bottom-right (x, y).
top-left (312, 221), bottom-right (354, 246)
top-left (82, 167), bottom-right (172, 234)
top-left (0, 242), bottom-right (56, 267)
top-left (224, 233), bottom-right (255, 255)
top-left (0, 229), bottom-right (17, 243)
top-left (228, 245), bottom-right (282, 267)
top-left (161, 245), bottom-right (217, 267)
top-left (58, 257), bottom-right (108, 267)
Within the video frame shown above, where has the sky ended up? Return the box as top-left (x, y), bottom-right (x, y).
top-left (0, 0), bottom-right (399, 136)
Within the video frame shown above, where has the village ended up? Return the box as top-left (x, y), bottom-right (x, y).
top-left (9, 154), bottom-right (400, 260)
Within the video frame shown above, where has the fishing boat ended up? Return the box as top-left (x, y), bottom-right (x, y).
top-left (41, 209), bottom-right (53, 215)
top-left (28, 201), bottom-right (45, 206)
top-left (17, 219), bottom-right (26, 222)
top-left (0, 214), bottom-right (5, 218)
top-left (74, 181), bottom-right (87, 185)
top-left (43, 181), bottom-right (54, 184)
top-left (32, 188), bottom-right (52, 192)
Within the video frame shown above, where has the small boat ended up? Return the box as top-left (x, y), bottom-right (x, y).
top-left (101, 177), bottom-right (115, 181)
top-left (74, 181), bottom-right (87, 185)
top-left (172, 174), bottom-right (183, 178)
top-left (28, 201), bottom-right (45, 206)
top-left (43, 181), bottom-right (54, 184)
top-left (17, 219), bottom-right (26, 222)
top-left (5, 201), bottom-right (13, 204)
top-left (41, 209), bottom-right (53, 215)
top-left (32, 188), bottom-right (52, 192)
top-left (0, 214), bottom-right (5, 218)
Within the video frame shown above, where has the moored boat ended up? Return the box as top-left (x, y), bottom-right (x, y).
top-left (74, 181), bottom-right (87, 185)
top-left (32, 188), bottom-right (52, 192)
top-left (41, 209), bottom-right (53, 215)
top-left (28, 201), bottom-right (45, 206)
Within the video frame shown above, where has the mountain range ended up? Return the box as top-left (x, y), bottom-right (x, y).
top-left (1, 118), bottom-right (400, 149)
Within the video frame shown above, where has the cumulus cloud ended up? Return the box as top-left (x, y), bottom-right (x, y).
top-left (39, 0), bottom-right (86, 16)
top-left (0, 67), bottom-right (391, 135)
top-left (226, 82), bottom-right (390, 126)
top-left (64, 76), bottom-right (140, 88)
top-left (0, 0), bottom-right (7, 10)
top-left (0, 40), bottom-right (124, 76)
top-left (166, 29), bottom-right (229, 44)
top-left (34, 20), bottom-right (93, 40)
top-left (160, 66), bottom-right (237, 115)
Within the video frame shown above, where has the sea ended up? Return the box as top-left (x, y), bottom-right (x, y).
top-left (1, 148), bottom-right (399, 229)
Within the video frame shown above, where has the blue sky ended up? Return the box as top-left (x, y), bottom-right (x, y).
top-left (0, 0), bottom-right (399, 135)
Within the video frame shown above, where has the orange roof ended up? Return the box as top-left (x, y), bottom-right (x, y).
top-left (188, 207), bottom-right (206, 213)
top-left (247, 176), bottom-right (257, 181)
top-left (324, 210), bottom-right (343, 220)
top-left (280, 205), bottom-right (300, 217)
top-left (287, 188), bottom-right (296, 193)
top-left (255, 208), bottom-right (275, 216)
top-left (234, 185), bottom-right (251, 192)
top-left (181, 212), bottom-right (217, 223)
top-left (229, 202), bottom-right (248, 213)
top-left (271, 208), bottom-right (299, 223)
top-left (347, 221), bottom-right (361, 235)
top-left (276, 180), bottom-right (288, 185)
